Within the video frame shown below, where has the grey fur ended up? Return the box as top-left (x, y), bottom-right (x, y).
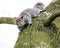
top-left (16, 2), bottom-right (45, 27)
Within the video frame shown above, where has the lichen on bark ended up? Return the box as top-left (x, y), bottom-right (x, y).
top-left (0, 0), bottom-right (60, 48)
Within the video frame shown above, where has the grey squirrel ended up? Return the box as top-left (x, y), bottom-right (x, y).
top-left (16, 2), bottom-right (45, 28)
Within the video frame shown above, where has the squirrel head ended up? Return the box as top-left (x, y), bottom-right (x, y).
top-left (15, 16), bottom-right (25, 27)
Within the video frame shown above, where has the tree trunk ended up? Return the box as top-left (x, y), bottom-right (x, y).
top-left (44, 12), bottom-right (60, 27)
top-left (0, 0), bottom-right (60, 48)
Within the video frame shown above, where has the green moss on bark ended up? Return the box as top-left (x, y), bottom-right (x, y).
top-left (14, 0), bottom-right (60, 48)
top-left (0, 17), bottom-right (15, 24)
top-left (0, 0), bottom-right (60, 48)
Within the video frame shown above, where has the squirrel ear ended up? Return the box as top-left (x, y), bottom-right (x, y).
top-left (21, 15), bottom-right (23, 19)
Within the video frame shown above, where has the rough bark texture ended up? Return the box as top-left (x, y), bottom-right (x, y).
top-left (0, 17), bottom-right (15, 24)
top-left (0, 0), bottom-right (60, 48)
top-left (14, 0), bottom-right (60, 48)
top-left (44, 12), bottom-right (60, 27)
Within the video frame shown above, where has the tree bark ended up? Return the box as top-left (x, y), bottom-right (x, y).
top-left (44, 12), bottom-right (60, 27)
top-left (0, 17), bottom-right (15, 24)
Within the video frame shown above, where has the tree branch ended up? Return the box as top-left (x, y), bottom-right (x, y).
top-left (0, 17), bottom-right (15, 24)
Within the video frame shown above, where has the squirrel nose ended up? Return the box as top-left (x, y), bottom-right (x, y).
top-left (16, 21), bottom-right (19, 25)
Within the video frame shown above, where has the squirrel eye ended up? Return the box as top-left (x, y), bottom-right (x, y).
top-left (19, 19), bottom-right (21, 21)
